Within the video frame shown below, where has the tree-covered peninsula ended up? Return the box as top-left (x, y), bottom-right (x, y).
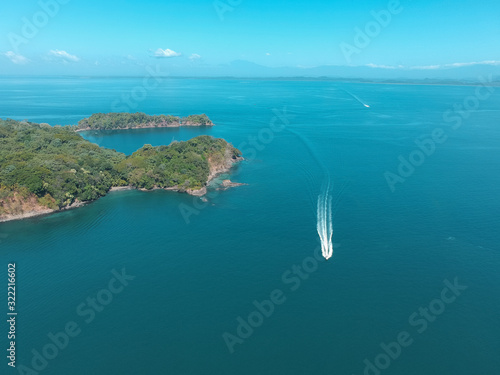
top-left (0, 118), bottom-right (241, 222)
top-left (77, 112), bottom-right (213, 131)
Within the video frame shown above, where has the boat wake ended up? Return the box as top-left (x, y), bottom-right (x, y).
top-left (317, 180), bottom-right (334, 260)
top-left (342, 89), bottom-right (370, 108)
top-left (284, 125), bottom-right (346, 260)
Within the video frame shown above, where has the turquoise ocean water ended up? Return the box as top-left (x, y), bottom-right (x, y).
top-left (0, 77), bottom-right (499, 374)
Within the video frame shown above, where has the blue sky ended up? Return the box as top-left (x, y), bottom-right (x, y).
top-left (1, 0), bottom-right (499, 77)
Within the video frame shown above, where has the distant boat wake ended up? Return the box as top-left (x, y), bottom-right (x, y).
top-left (342, 89), bottom-right (370, 108)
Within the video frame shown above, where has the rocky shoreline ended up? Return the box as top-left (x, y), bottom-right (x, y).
top-left (218, 179), bottom-right (248, 190)
top-left (0, 200), bottom-right (87, 224)
top-left (76, 121), bottom-right (213, 132)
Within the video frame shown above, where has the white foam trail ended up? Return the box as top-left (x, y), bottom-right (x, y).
top-left (316, 181), bottom-right (334, 260)
top-left (284, 123), bottom-right (340, 260)
top-left (342, 89), bottom-right (370, 108)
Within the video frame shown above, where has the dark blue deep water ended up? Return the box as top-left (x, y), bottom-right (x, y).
top-left (1, 77), bottom-right (499, 374)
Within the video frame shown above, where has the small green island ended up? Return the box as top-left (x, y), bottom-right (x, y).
top-left (0, 114), bottom-right (242, 223)
top-left (76, 112), bottom-right (213, 131)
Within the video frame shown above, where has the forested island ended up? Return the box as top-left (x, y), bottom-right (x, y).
top-left (0, 116), bottom-right (241, 222)
top-left (77, 112), bottom-right (213, 131)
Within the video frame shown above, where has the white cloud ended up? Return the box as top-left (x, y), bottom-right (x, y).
top-left (410, 61), bottom-right (500, 70)
top-left (3, 51), bottom-right (29, 64)
top-left (153, 48), bottom-right (181, 58)
top-left (365, 63), bottom-right (402, 69)
top-left (410, 65), bottom-right (441, 70)
top-left (49, 50), bottom-right (80, 62)
top-left (445, 60), bottom-right (500, 68)
top-left (365, 61), bottom-right (500, 71)
top-left (189, 53), bottom-right (201, 60)
top-left (266, 52), bottom-right (271, 56)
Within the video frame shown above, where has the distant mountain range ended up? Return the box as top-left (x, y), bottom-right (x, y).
top-left (162, 60), bottom-right (500, 84)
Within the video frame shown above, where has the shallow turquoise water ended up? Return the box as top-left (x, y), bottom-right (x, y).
top-left (0, 78), bottom-right (499, 374)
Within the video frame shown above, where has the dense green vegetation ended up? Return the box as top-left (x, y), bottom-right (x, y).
top-left (0, 118), bottom-right (240, 217)
top-left (0, 119), bottom-right (126, 211)
top-left (77, 112), bottom-right (213, 130)
top-left (117, 137), bottom-right (239, 190)
top-left (181, 114), bottom-right (212, 125)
